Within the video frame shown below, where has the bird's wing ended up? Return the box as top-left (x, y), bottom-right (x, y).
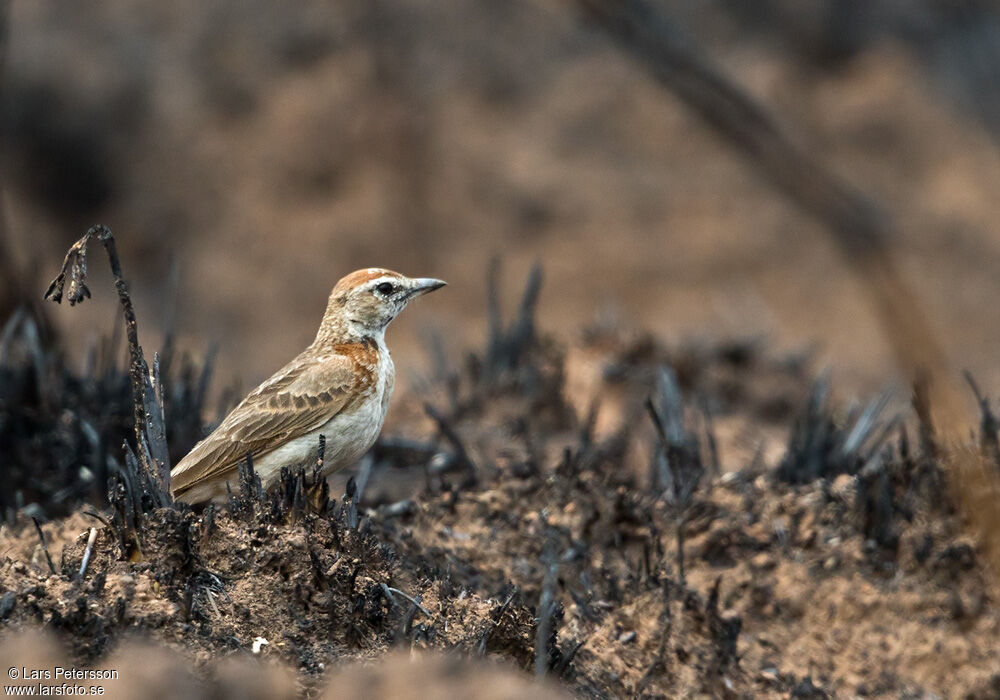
top-left (170, 350), bottom-right (360, 497)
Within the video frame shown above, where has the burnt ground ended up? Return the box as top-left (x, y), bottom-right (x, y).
top-left (2, 271), bottom-right (1000, 698)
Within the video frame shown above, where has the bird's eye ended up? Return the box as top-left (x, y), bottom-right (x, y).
top-left (375, 282), bottom-right (396, 295)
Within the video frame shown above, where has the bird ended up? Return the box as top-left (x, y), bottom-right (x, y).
top-left (170, 268), bottom-right (446, 504)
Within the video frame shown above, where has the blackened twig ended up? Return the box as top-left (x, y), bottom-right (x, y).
top-left (965, 371), bottom-right (1000, 467)
top-left (354, 452), bottom-right (374, 504)
top-left (675, 518), bottom-right (687, 586)
top-left (234, 453), bottom-right (264, 514)
top-left (316, 434), bottom-right (326, 472)
top-left (646, 396), bottom-right (669, 446)
top-left (44, 225), bottom-right (171, 501)
top-left (342, 476), bottom-right (358, 529)
top-left (30, 517), bottom-right (56, 574)
top-left (82, 509), bottom-right (111, 527)
top-left (699, 394), bottom-right (721, 475)
top-left (508, 262), bottom-right (543, 367)
top-left (424, 402), bottom-right (476, 485)
top-left (647, 368), bottom-right (706, 585)
top-left (485, 261), bottom-right (544, 376)
top-left (554, 638), bottom-right (586, 678)
top-left (535, 553), bottom-right (559, 679)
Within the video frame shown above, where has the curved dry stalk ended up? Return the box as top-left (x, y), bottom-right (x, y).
top-left (45, 225), bottom-right (170, 504)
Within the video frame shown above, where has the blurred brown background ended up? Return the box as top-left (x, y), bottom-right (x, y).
top-left (4, 0), bottom-right (1000, 396)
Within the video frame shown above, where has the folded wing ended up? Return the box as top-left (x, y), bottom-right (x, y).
top-left (170, 351), bottom-right (357, 498)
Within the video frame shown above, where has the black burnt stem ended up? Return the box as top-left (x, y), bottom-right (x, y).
top-left (964, 371), bottom-right (1000, 468)
top-left (647, 367), bottom-right (705, 585)
top-left (44, 225), bottom-right (171, 503)
top-left (31, 516), bottom-right (56, 575)
top-left (424, 402), bottom-right (477, 488)
top-left (484, 259), bottom-right (543, 378)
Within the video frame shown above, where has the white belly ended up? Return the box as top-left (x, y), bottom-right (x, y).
top-left (252, 390), bottom-right (388, 486)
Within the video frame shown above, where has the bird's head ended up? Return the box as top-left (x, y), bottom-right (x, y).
top-left (318, 268), bottom-right (446, 343)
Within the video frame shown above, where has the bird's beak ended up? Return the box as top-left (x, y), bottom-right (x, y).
top-left (407, 278), bottom-right (447, 299)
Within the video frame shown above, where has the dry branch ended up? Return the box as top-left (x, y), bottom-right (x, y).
top-left (30, 517), bottom-right (56, 575)
top-left (44, 225), bottom-right (171, 504)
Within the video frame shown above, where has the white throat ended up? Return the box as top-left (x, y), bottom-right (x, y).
top-left (345, 320), bottom-right (388, 344)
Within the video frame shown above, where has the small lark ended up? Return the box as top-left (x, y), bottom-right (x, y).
top-left (170, 268), bottom-right (445, 504)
